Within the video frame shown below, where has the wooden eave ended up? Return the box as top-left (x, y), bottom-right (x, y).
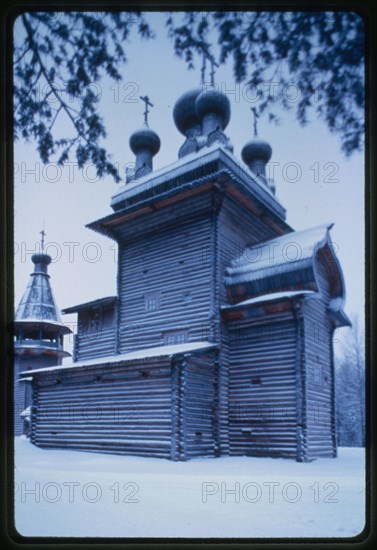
top-left (88, 175), bottom-right (291, 239)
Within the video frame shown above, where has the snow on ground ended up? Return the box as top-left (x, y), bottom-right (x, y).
top-left (14, 437), bottom-right (365, 538)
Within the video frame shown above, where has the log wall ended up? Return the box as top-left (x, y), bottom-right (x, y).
top-left (14, 354), bottom-right (58, 435)
top-left (183, 352), bottom-right (218, 459)
top-left (118, 206), bottom-right (213, 353)
top-left (31, 358), bottom-right (174, 458)
top-left (302, 254), bottom-right (336, 459)
top-left (29, 351), bottom-right (219, 460)
top-left (216, 195), bottom-right (281, 454)
top-left (75, 303), bottom-right (116, 361)
top-left (227, 313), bottom-right (299, 459)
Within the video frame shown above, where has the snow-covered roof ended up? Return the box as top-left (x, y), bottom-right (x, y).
top-left (225, 223), bottom-right (345, 303)
top-left (15, 277), bottom-right (68, 329)
top-left (20, 341), bottom-right (217, 376)
top-left (15, 253), bottom-right (68, 330)
top-left (226, 224), bottom-right (333, 283)
top-left (88, 144), bottom-right (288, 238)
top-left (224, 224), bottom-right (349, 325)
top-left (111, 143), bottom-right (279, 208)
top-left (222, 290), bottom-right (316, 310)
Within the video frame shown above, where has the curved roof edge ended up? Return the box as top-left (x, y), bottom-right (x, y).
top-left (313, 227), bottom-right (346, 311)
top-left (225, 223), bottom-right (347, 308)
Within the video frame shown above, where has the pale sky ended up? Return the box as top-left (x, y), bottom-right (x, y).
top-left (14, 12), bottom-right (365, 359)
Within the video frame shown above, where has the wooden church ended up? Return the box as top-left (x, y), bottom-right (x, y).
top-left (18, 76), bottom-right (350, 462)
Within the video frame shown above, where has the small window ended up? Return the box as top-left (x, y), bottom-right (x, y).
top-left (145, 292), bottom-right (160, 312)
top-left (314, 366), bottom-right (322, 385)
top-left (164, 331), bottom-right (187, 345)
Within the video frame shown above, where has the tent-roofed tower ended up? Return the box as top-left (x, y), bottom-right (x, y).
top-left (14, 246), bottom-right (71, 435)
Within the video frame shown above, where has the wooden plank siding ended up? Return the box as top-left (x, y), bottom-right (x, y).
top-left (118, 213), bottom-right (213, 353)
top-left (218, 196), bottom-right (281, 303)
top-left (31, 358), bottom-right (174, 458)
top-left (226, 314), bottom-right (300, 459)
top-left (218, 322), bottom-right (230, 455)
top-left (30, 350), bottom-right (219, 460)
top-left (215, 193), bottom-right (283, 455)
top-left (75, 302), bottom-right (116, 361)
top-left (302, 254), bottom-right (336, 459)
top-left (183, 352), bottom-right (219, 459)
top-left (14, 354), bottom-right (59, 436)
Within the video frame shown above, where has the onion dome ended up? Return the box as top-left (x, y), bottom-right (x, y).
top-left (173, 88), bottom-right (202, 136)
top-left (241, 138), bottom-right (272, 167)
top-left (129, 124), bottom-right (161, 156)
top-left (127, 95), bottom-right (161, 182)
top-left (128, 123), bottom-right (161, 181)
top-left (195, 88), bottom-right (231, 131)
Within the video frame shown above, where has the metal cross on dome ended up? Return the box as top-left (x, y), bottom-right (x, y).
top-left (140, 95), bottom-right (154, 125)
top-left (40, 229), bottom-right (46, 252)
top-left (251, 107), bottom-right (259, 137)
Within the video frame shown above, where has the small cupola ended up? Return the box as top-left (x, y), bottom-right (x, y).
top-left (31, 252), bottom-right (51, 274)
top-left (128, 95), bottom-right (160, 181)
top-left (241, 107), bottom-right (274, 193)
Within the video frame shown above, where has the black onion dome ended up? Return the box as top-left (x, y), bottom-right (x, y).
top-left (195, 88), bottom-right (231, 129)
top-left (241, 138), bottom-right (272, 165)
top-left (129, 125), bottom-right (161, 156)
top-left (173, 88), bottom-right (202, 135)
top-left (32, 253), bottom-right (52, 266)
